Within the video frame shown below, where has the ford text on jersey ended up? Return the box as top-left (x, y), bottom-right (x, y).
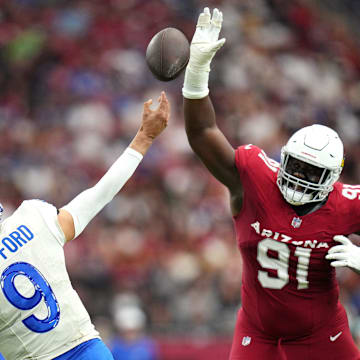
top-left (0, 225), bottom-right (34, 260)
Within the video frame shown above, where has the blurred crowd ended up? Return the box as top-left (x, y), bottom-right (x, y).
top-left (2, 0), bottom-right (360, 355)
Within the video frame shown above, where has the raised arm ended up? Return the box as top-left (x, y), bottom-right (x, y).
top-left (184, 97), bottom-right (237, 189)
top-left (58, 92), bottom-right (170, 242)
top-left (182, 8), bottom-right (241, 203)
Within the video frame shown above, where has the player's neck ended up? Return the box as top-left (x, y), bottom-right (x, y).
top-left (290, 198), bottom-right (328, 216)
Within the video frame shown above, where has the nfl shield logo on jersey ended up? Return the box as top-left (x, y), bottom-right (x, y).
top-left (291, 217), bottom-right (302, 228)
top-left (242, 336), bottom-right (251, 346)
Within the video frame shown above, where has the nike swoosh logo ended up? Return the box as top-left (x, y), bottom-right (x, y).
top-left (330, 331), bottom-right (342, 342)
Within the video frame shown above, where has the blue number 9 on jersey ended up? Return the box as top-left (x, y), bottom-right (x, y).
top-left (1, 262), bottom-right (60, 333)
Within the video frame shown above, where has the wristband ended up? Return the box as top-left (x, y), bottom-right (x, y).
top-left (182, 63), bottom-right (210, 99)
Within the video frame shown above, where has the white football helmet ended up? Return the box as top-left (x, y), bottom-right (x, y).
top-left (277, 124), bottom-right (344, 205)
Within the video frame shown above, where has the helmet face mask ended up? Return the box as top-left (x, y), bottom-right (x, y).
top-left (277, 125), bottom-right (344, 206)
top-left (278, 154), bottom-right (333, 205)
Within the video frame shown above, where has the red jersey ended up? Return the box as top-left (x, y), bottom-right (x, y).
top-left (234, 144), bottom-right (360, 338)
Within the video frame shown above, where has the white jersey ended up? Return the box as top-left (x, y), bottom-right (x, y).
top-left (0, 200), bottom-right (99, 360)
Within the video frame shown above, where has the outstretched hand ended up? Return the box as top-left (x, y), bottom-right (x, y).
top-left (326, 235), bottom-right (360, 274)
top-left (141, 91), bottom-right (170, 140)
top-left (182, 7), bottom-right (226, 99)
top-left (189, 7), bottom-right (226, 70)
top-left (130, 91), bottom-right (170, 155)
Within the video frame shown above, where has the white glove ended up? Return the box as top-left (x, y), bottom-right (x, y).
top-left (326, 235), bottom-right (360, 274)
top-left (182, 7), bottom-right (226, 99)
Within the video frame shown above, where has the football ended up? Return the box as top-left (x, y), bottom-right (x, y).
top-left (146, 27), bottom-right (190, 82)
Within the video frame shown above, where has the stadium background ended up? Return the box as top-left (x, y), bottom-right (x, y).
top-left (1, 0), bottom-right (360, 358)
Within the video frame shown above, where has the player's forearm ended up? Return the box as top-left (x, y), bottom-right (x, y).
top-left (184, 96), bottom-right (219, 155)
top-left (184, 96), bottom-right (217, 135)
top-left (129, 131), bottom-right (154, 156)
top-left (62, 147), bottom-right (143, 238)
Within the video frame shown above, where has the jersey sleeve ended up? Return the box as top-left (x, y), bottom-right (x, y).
top-left (334, 184), bottom-right (360, 234)
top-left (22, 199), bottom-right (67, 246)
top-left (235, 144), bottom-right (253, 179)
top-left (235, 144), bottom-right (279, 182)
